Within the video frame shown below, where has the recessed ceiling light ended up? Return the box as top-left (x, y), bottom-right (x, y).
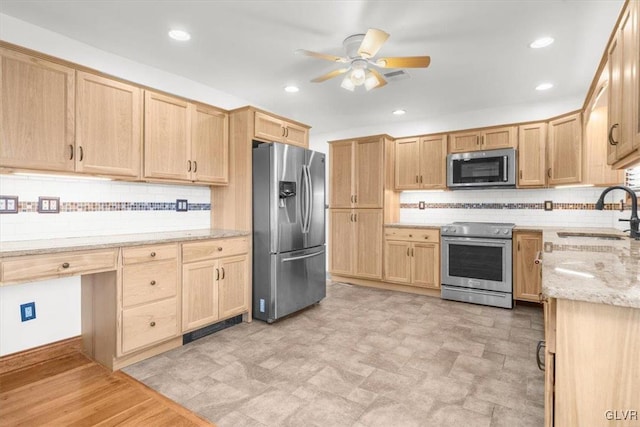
top-left (536, 83), bottom-right (554, 91)
top-left (392, 109), bottom-right (406, 116)
top-left (168, 29), bottom-right (191, 41)
top-left (284, 85), bottom-right (299, 93)
top-left (530, 37), bottom-right (554, 49)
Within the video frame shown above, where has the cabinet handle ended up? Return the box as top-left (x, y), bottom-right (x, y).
top-left (150, 280), bottom-right (156, 286)
top-left (221, 267), bottom-right (225, 280)
top-left (476, 136), bottom-right (479, 146)
top-left (354, 195), bottom-right (357, 203)
top-left (150, 252), bottom-right (156, 257)
top-left (62, 262), bottom-right (70, 269)
top-left (193, 161), bottom-right (197, 173)
top-left (79, 146), bottom-right (84, 162)
top-left (519, 170), bottom-right (522, 179)
top-left (69, 145), bottom-right (74, 160)
top-left (608, 123), bottom-right (619, 145)
top-left (547, 168), bottom-right (551, 178)
top-left (216, 268), bottom-right (220, 280)
top-left (481, 135), bottom-right (485, 145)
top-left (187, 160), bottom-right (192, 172)
top-left (285, 127), bottom-right (289, 138)
top-left (420, 176), bottom-right (423, 183)
top-left (282, 127), bottom-right (286, 137)
top-left (415, 175), bottom-right (419, 183)
top-left (517, 242), bottom-right (520, 251)
top-left (407, 247), bottom-right (410, 256)
top-left (354, 213), bottom-right (357, 222)
top-left (150, 321), bottom-right (156, 327)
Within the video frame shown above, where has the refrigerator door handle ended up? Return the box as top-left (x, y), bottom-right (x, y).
top-left (305, 164), bottom-right (313, 233)
top-left (301, 165), bottom-right (311, 234)
top-left (282, 249), bottom-right (325, 262)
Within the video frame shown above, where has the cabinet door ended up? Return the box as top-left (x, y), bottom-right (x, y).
top-left (182, 260), bottom-right (219, 332)
top-left (329, 141), bottom-right (354, 208)
top-left (483, 126), bottom-right (517, 150)
top-left (254, 111), bottom-right (284, 143)
top-left (548, 113), bottom-right (582, 185)
top-left (514, 232), bottom-right (542, 302)
top-left (608, 5), bottom-right (636, 163)
top-left (411, 242), bottom-right (440, 289)
top-left (449, 131), bottom-right (480, 153)
top-left (354, 138), bottom-right (384, 208)
top-left (419, 135), bottom-right (447, 189)
top-left (192, 104), bottom-right (229, 184)
top-left (283, 122), bottom-right (309, 147)
top-left (0, 48), bottom-right (75, 171)
top-left (384, 240), bottom-right (411, 284)
top-left (329, 209), bottom-right (354, 275)
top-left (76, 72), bottom-right (141, 177)
top-left (518, 123), bottom-right (547, 187)
top-left (394, 138), bottom-right (420, 190)
top-left (218, 255), bottom-right (249, 319)
top-left (354, 209), bottom-right (383, 279)
top-left (144, 91), bottom-right (191, 181)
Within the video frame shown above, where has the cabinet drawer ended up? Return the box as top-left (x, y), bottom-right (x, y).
top-left (122, 260), bottom-right (177, 307)
top-left (121, 297), bottom-right (178, 354)
top-left (122, 244), bottom-right (177, 265)
top-left (182, 237), bottom-right (249, 263)
top-left (1, 249), bottom-right (117, 283)
top-left (384, 228), bottom-right (440, 242)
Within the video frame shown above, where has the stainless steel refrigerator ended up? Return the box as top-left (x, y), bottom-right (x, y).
top-left (252, 142), bottom-right (326, 323)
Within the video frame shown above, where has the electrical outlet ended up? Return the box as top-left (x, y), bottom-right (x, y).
top-left (38, 197), bottom-right (60, 213)
top-left (544, 200), bottom-right (553, 211)
top-left (418, 201), bottom-right (426, 210)
top-left (0, 195), bottom-right (18, 214)
top-left (176, 199), bottom-right (188, 212)
top-left (20, 302), bottom-right (36, 322)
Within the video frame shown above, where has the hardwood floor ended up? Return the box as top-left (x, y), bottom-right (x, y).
top-left (0, 350), bottom-right (212, 426)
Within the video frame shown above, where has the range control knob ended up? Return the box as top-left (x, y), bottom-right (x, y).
top-left (503, 229), bottom-right (509, 235)
top-left (494, 229), bottom-right (500, 234)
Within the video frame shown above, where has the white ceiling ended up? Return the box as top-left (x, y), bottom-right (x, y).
top-left (0, 1), bottom-right (625, 136)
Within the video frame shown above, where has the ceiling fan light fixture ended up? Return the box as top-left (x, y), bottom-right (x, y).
top-left (530, 37), bottom-right (554, 49)
top-left (168, 29), bottom-right (191, 41)
top-left (341, 75), bottom-right (356, 91)
top-left (364, 72), bottom-right (380, 91)
top-left (376, 59), bottom-right (387, 67)
top-left (350, 68), bottom-right (367, 86)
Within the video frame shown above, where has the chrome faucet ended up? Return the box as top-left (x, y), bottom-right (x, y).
top-left (595, 185), bottom-right (639, 240)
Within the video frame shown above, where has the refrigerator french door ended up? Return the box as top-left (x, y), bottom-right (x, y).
top-left (252, 142), bottom-right (326, 323)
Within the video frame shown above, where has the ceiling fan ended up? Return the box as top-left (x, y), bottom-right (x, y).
top-left (296, 28), bottom-right (431, 91)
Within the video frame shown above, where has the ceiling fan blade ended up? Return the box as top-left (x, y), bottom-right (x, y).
top-left (376, 56), bottom-right (431, 68)
top-left (367, 68), bottom-right (388, 90)
top-left (358, 28), bottom-right (390, 59)
top-left (311, 68), bottom-right (349, 83)
top-left (295, 49), bottom-right (348, 63)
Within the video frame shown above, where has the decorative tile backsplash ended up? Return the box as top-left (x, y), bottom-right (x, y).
top-left (400, 202), bottom-right (626, 210)
top-left (0, 175), bottom-right (211, 242)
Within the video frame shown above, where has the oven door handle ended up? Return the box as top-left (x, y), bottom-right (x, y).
top-left (442, 236), bottom-right (510, 246)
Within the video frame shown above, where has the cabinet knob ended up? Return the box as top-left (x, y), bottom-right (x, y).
top-left (150, 280), bottom-right (156, 286)
top-left (409, 234), bottom-right (413, 237)
top-left (150, 252), bottom-right (156, 257)
top-left (424, 236), bottom-right (429, 239)
top-left (150, 321), bottom-right (156, 327)
top-left (217, 247), bottom-right (223, 251)
top-left (62, 262), bottom-right (70, 269)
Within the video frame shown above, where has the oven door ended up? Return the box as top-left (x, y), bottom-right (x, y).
top-left (441, 236), bottom-right (512, 292)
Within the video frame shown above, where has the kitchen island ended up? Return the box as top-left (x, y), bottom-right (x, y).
top-left (539, 229), bottom-right (640, 427)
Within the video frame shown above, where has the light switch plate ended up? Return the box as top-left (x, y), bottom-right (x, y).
top-left (0, 195), bottom-right (19, 214)
top-left (38, 197), bottom-right (60, 213)
top-left (176, 199), bottom-right (188, 212)
top-left (20, 302), bottom-right (36, 322)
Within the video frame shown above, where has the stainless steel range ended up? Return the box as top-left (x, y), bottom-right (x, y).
top-left (441, 222), bottom-right (515, 309)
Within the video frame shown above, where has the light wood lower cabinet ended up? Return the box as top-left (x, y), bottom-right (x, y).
top-left (513, 231), bottom-right (542, 302)
top-left (329, 209), bottom-right (383, 279)
top-left (181, 237), bottom-right (249, 333)
top-left (383, 227), bottom-right (440, 289)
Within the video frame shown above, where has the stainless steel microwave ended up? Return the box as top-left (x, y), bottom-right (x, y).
top-left (447, 148), bottom-right (517, 189)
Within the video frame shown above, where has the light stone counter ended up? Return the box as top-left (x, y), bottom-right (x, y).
top-left (540, 228), bottom-right (640, 309)
top-left (385, 223), bottom-right (446, 229)
top-left (0, 228), bottom-right (250, 258)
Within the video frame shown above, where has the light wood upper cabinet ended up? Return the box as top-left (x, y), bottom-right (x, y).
top-left (329, 209), bottom-right (382, 280)
top-left (0, 48), bottom-right (75, 172)
top-left (383, 227), bottom-right (440, 289)
top-left (449, 126), bottom-right (517, 153)
top-left (191, 103), bottom-right (229, 184)
top-left (76, 72), bottom-right (142, 178)
top-left (548, 113), bottom-right (582, 185)
top-left (518, 122), bottom-right (547, 188)
top-left (395, 135), bottom-right (447, 190)
top-left (144, 91), bottom-right (191, 181)
top-left (513, 231), bottom-right (542, 302)
top-left (254, 110), bottom-right (309, 148)
top-left (329, 138), bottom-right (384, 208)
top-left (608, 0), bottom-right (640, 168)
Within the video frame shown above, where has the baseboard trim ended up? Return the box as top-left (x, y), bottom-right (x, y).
top-left (330, 275), bottom-right (441, 298)
top-left (0, 336), bottom-right (83, 375)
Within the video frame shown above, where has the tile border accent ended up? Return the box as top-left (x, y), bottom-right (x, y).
top-left (400, 202), bottom-right (627, 211)
top-left (16, 201), bottom-right (211, 213)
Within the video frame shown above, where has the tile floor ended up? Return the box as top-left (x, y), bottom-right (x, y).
top-left (124, 282), bottom-right (545, 427)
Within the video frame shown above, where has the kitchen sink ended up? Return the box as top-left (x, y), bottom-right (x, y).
top-left (556, 232), bottom-right (626, 240)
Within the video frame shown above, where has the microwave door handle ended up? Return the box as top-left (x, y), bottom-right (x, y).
top-left (503, 156), bottom-right (508, 182)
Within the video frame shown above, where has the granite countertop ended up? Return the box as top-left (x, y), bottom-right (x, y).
top-left (385, 223), bottom-right (446, 229)
top-left (540, 228), bottom-right (640, 309)
top-left (0, 228), bottom-right (250, 257)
